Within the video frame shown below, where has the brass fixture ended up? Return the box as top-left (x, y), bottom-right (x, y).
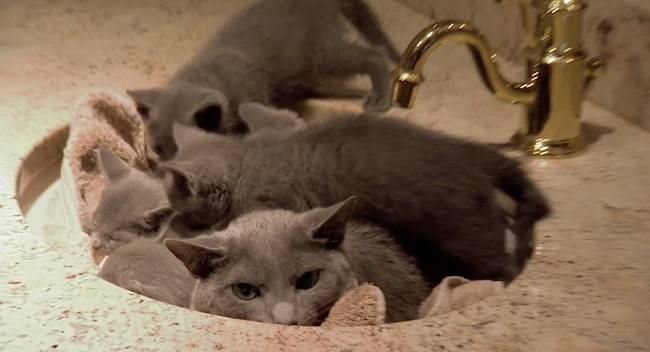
top-left (392, 0), bottom-right (605, 157)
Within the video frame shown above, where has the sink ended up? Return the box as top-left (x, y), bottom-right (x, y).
top-left (1, 0), bottom-right (649, 350)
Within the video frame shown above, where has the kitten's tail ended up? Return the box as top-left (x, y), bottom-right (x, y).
top-left (493, 159), bottom-right (551, 269)
top-left (338, 0), bottom-right (402, 63)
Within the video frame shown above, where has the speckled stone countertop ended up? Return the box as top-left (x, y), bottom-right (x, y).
top-left (1, 0), bottom-right (648, 351)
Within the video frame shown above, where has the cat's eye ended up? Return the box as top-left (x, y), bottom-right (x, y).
top-left (232, 283), bottom-right (260, 300)
top-left (295, 270), bottom-right (320, 290)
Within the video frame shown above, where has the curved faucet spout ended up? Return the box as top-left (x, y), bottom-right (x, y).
top-left (392, 20), bottom-right (537, 108)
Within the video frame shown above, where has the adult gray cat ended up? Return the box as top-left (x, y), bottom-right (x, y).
top-left (165, 197), bottom-right (432, 324)
top-left (98, 239), bottom-right (196, 308)
top-left (159, 103), bottom-right (550, 283)
top-left (128, 0), bottom-right (399, 159)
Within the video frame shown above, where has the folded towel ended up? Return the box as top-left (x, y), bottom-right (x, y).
top-left (64, 90), bottom-right (504, 326)
top-left (322, 284), bottom-right (386, 327)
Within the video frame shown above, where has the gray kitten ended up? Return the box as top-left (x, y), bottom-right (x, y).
top-left (165, 197), bottom-right (432, 324)
top-left (128, 0), bottom-right (399, 159)
top-left (91, 148), bottom-right (175, 255)
top-left (92, 148), bottom-right (207, 255)
top-left (160, 103), bottom-right (550, 284)
top-left (98, 239), bottom-right (196, 308)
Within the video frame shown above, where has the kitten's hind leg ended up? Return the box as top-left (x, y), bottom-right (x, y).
top-left (319, 42), bottom-right (393, 113)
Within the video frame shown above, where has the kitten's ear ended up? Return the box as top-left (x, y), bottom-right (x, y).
top-left (164, 238), bottom-right (227, 278)
top-left (238, 102), bottom-right (304, 133)
top-left (160, 163), bottom-right (197, 199)
top-left (306, 197), bottom-right (357, 249)
top-left (127, 88), bottom-right (162, 120)
top-left (96, 148), bottom-right (132, 181)
top-left (193, 104), bottom-right (222, 132)
top-left (142, 206), bottom-right (175, 228)
top-left (172, 123), bottom-right (208, 152)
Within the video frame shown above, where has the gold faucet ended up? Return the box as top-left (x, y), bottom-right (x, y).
top-left (392, 0), bottom-right (605, 157)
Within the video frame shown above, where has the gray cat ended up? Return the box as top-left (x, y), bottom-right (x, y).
top-left (128, 0), bottom-right (399, 159)
top-left (91, 148), bottom-right (206, 255)
top-left (160, 103), bottom-right (550, 284)
top-left (165, 197), bottom-right (432, 324)
top-left (91, 148), bottom-right (175, 255)
top-left (98, 239), bottom-right (196, 308)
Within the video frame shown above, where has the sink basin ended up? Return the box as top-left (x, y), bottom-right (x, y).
top-left (1, 0), bottom-right (649, 350)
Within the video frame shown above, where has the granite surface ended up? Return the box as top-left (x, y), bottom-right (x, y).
top-left (397, 0), bottom-right (650, 130)
top-left (1, 0), bottom-right (649, 351)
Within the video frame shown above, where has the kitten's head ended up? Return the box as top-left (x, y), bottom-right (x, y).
top-left (156, 124), bottom-right (239, 230)
top-left (92, 149), bottom-right (174, 255)
top-left (159, 160), bottom-right (234, 230)
top-left (128, 82), bottom-right (245, 160)
top-left (165, 197), bottom-right (359, 325)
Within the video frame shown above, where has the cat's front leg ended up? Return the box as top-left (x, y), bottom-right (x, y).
top-left (318, 42), bottom-right (393, 113)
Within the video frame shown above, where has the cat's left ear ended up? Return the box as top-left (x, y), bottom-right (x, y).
top-left (127, 88), bottom-right (162, 120)
top-left (238, 102), bottom-right (305, 133)
top-left (164, 238), bottom-right (227, 278)
top-left (142, 206), bottom-right (175, 229)
top-left (193, 104), bottom-right (223, 133)
top-left (159, 163), bottom-right (198, 200)
top-left (96, 148), bottom-right (132, 181)
top-left (306, 197), bottom-right (357, 249)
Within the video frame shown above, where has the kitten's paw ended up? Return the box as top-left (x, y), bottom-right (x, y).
top-left (363, 93), bottom-right (392, 113)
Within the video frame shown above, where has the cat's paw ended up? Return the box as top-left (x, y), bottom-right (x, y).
top-left (363, 93), bottom-right (392, 113)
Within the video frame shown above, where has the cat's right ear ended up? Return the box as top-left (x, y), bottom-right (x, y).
top-left (172, 123), bottom-right (209, 152)
top-left (164, 238), bottom-right (227, 278)
top-left (159, 163), bottom-right (197, 199)
top-left (238, 102), bottom-right (304, 133)
top-left (127, 88), bottom-right (161, 120)
top-left (95, 148), bottom-right (132, 181)
top-left (306, 196), bottom-right (357, 249)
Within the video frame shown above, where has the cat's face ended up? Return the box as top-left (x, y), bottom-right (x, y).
top-left (92, 149), bottom-right (174, 255)
top-left (160, 157), bottom-right (234, 230)
top-left (128, 83), bottom-right (244, 160)
top-left (154, 104), bottom-right (306, 229)
top-left (165, 198), bottom-right (359, 325)
top-left (155, 124), bottom-right (243, 230)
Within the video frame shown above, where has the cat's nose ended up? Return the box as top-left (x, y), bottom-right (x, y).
top-left (154, 142), bottom-right (178, 161)
top-left (271, 302), bottom-right (297, 325)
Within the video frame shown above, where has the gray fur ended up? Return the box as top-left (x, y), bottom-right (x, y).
top-left (92, 149), bottom-right (174, 254)
top-left (128, 0), bottom-right (398, 160)
top-left (92, 149), bottom-right (201, 254)
top-left (161, 107), bottom-right (550, 283)
top-left (165, 198), bottom-right (431, 324)
top-left (98, 239), bottom-right (196, 308)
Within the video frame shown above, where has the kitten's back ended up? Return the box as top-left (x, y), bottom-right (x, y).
top-left (243, 115), bottom-right (550, 281)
